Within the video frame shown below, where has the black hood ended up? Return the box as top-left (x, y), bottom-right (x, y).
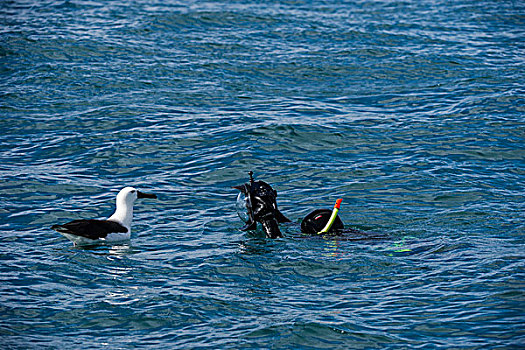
top-left (301, 209), bottom-right (344, 235)
top-left (233, 171), bottom-right (290, 238)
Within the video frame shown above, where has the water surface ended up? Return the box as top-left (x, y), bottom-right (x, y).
top-left (1, 0), bottom-right (524, 348)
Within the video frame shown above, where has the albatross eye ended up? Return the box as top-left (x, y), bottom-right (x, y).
top-left (130, 190), bottom-right (136, 193)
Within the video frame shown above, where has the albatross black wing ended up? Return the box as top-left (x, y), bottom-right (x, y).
top-left (51, 219), bottom-right (128, 240)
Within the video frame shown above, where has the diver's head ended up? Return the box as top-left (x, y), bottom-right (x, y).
top-left (233, 171), bottom-right (290, 239)
top-left (301, 209), bottom-right (344, 235)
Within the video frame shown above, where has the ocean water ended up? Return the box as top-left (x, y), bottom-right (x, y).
top-left (1, 0), bottom-right (524, 348)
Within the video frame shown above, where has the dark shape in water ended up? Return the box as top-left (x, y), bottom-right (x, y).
top-left (300, 209), bottom-right (345, 235)
top-left (233, 171), bottom-right (290, 239)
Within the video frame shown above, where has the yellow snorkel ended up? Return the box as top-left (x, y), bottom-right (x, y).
top-left (318, 198), bottom-right (343, 234)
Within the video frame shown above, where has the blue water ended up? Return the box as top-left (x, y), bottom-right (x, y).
top-left (1, 0), bottom-right (524, 348)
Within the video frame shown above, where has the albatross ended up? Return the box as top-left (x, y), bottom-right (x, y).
top-left (51, 187), bottom-right (157, 246)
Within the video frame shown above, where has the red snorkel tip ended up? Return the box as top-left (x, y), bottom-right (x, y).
top-left (335, 198), bottom-right (343, 209)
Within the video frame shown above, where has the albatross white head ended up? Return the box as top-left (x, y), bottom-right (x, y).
top-left (107, 187), bottom-right (157, 230)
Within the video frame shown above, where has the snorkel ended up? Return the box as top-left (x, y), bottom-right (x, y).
top-left (233, 171), bottom-right (290, 239)
top-left (318, 198), bottom-right (343, 234)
